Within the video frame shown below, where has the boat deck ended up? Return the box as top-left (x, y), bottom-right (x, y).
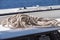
top-left (0, 27), bottom-right (60, 39)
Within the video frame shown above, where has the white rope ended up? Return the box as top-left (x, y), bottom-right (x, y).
top-left (0, 14), bottom-right (60, 29)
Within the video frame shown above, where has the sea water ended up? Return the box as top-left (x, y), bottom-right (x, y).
top-left (0, 0), bottom-right (60, 9)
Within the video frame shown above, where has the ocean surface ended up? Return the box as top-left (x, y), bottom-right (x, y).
top-left (0, 0), bottom-right (60, 9)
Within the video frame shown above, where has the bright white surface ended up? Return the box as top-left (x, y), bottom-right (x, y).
top-left (0, 5), bottom-right (60, 14)
top-left (0, 25), bottom-right (11, 31)
top-left (56, 19), bottom-right (60, 21)
top-left (25, 10), bottom-right (60, 18)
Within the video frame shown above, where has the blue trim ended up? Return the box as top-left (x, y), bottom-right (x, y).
top-left (0, 27), bottom-right (60, 39)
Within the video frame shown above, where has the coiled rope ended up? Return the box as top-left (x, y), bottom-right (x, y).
top-left (0, 14), bottom-right (60, 29)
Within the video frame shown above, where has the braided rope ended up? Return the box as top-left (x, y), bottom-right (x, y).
top-left (0, 14), bottom-right (60, 29)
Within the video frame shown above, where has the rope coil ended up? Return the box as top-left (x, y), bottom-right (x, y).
top-left (0, 14), bottom-right (60, 29)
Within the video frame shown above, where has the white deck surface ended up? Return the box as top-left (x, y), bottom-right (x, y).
top-left (0, 5), bottom-right (60, 39)
top-left (0, 5), bottom-right (60, 14)
top-left (0, 17), bottom-right (60, 39)
top-left (0, 25), bottom-right (11, 31)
